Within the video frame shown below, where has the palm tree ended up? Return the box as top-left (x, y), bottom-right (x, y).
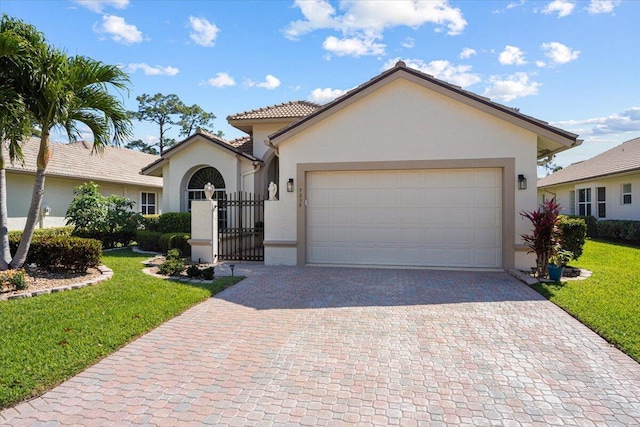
top-left (0, 15), bottom-right (132, 270)
top-left (0, 16), bottom-right (43, 269)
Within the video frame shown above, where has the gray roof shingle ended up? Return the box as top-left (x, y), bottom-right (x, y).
top-left (538, 136), bottom-right (640, 187)
top-left (6, 137), bottom-right (162, 187)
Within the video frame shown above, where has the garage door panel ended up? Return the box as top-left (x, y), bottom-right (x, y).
top-left (307, 169), bottom-right (502, 268)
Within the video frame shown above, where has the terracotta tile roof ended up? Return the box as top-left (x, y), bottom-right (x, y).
top-left (6, 137), bottom-right (162, 187)
top-left (227, 101), bottom-right (321, 121)
top-left (538, 136), bottom-right (640, 187)
top-left (226, 136), bottom-right (253, 155)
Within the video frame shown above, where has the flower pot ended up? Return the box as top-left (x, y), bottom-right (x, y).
top-left (548, 264), bottom-right (564, 281)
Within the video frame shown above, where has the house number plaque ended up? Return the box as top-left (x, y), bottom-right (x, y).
top-left (298, 188), bottom-right (303, 207)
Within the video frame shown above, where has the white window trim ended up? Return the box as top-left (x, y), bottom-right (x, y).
top-left (621, 183), bottom-right (632, 205)
top-left (577, 188), bottom-right (592, 216)
top-left (140, 191), bottom-right (158, 216)
top-left (596, 186), bottom-right (606, 218)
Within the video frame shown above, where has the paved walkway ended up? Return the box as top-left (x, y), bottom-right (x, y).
top-left (2, 266), bottom-right (639, 426)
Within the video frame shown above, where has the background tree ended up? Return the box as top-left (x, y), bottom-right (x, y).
top-left (0, 15), bottom-right (132, 270)
top-left (130, 93), bottom-right (221, 155)
top-left (178, 104), bottom-right (219, 137)
top-left (124, 139), bottom-right (158, 155)
top-left (130, 93), bottom-right (183, 156)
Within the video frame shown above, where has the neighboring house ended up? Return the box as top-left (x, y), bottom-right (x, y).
top-left (7, 137), bottom-right (162, 231)
top-left (143, 61), bottom-right (581, 271)
top-left (538, 136), bottom-right (640, 221)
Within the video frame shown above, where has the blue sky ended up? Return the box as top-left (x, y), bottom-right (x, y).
top-left (3, 0), bottom-right (639, 173)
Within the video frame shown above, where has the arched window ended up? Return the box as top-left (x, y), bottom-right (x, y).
top-left (186, 167), bottom-right (226, 211)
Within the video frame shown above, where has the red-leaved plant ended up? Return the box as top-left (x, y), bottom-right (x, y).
top-left (521, 198), bottom-right (562, 278)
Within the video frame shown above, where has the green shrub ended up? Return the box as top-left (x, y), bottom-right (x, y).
top-left (201, 266), bottom-right (214, 280)
top-left (8, 226), bottom-right (74, 241)
top-left (186, 265), bottom-right (202, 278)
top-left (159, 232), bottom-right (191, 257)
top-left (141, 215), bottom-right (160, 232)
top-left (0, 269), bottom-right (28, 291)
top-left (66, 182), bottom-right (142, 248)
top-left (567, 215), bottom-right (598, 237)
top-left (558, 216), bottom-right (587, 260)
top-left (135, 230), bottom-right (163, 252)
top-left (597, 220), bottom-right (640, 243)
top-left (158, 248), bottom-right (184, 276)
top-left (9, 235), bottom-right (102, 272)
top-left (157, 212), bottom-right (191, 233)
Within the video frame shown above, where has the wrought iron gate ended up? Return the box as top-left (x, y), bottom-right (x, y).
top-left (217, 192), bottom-right (264, 261)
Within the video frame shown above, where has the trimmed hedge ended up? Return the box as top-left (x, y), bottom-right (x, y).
top-left (8, 226), bottom-right (74, 240)
top-left (597, 220), bottom-right (640, 244)
top-left (142, 215), bottom-right (160, 232)
top-left (135, 230), bottom-right (191, 256)
top-left (8, 234), bottom-right (101, 272)
top-left (157, 212), bottom-right (191, 233)
top-left (567, 215), bottom-right (598, 238)
top-left (558, 216), bottom-right (587, 260)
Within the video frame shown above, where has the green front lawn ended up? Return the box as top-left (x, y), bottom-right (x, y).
top-left (533, 240), bottom-right (640, 363)
top-left (0, 249), bottom-right (242, 409)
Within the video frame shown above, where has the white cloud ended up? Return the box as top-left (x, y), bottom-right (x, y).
top-left (459, 47), bottom-right (477, 59)
top-left (246, 75), bottom-right (281, 90)
top-left (125, 63), bottom-right (179, 76)
top-left (552, 107), bottom-right (640, 135)
top-left (308, 87), bottom-right (349, 104)
top-left (188, 16), bottom-right (219, 47)
top-left (75, 0), bottom-right (129, 13)
top-left (492, 0), bottom-right (525, 14)
top-left (383, 57), bottom-right (481, 88)
top-left (498, 45), bottom-right (527, 65)
top-left (401, 37), bottom-right (415, 49)
top-left (94, 15), bottom-right (143, 44)
top-left (286, 0), bottom-right (467, 38)
top-left (203, 72), bottom-right (236, 88)
top-left (285, 0), bottom-right (466, 57)
top-left (483, 72), bottom-right (541, 102)
top-left (541, 0), bottom-right (576, 18)
top-left (541, 41), bottom-right (580, 65)
top-left (322, 35), bottom-right (385, 57)
top-left (587, 0), bottom-right (620, 14)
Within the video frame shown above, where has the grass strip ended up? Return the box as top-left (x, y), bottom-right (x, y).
top-left (0, 248), bottom-right (242, 409)
top-left (533, 240), bottom-right (640, 362)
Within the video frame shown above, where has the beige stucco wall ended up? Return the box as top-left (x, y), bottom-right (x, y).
top-left (160, 136), bottom-right (257, 213)
top-left (267, 77), bottom-right (540, 270)
top-left (7, 172), bottom-right (162, 231)
top-left (538, 173), bottom-right (640, 220)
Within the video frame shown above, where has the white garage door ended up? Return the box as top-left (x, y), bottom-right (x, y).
top-left (306, 169), bottom-right (502, 268)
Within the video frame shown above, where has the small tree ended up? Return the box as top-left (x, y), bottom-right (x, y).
top-left (521, 198), bottom-right (562, 278)
top-left (65, 182), bottom-right (142, 248)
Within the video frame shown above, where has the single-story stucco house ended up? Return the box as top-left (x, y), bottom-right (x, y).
top-left (538, 136), bottom-right (640, 220)
top-left (143, 61), bottom-right (581, 271)
top-left (7, 137), bottom-right (162, 231)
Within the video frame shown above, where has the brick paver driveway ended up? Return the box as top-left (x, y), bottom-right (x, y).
top-left (3, 266), bottom-right (640, 426)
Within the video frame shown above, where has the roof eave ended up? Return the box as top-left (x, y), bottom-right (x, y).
top-left (538, 166), bottom-right (640, 189)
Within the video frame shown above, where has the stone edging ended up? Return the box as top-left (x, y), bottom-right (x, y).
top-left (508, 268), bottom-right (593, 286)
top-left (7, 265), bottom-right (114, 300)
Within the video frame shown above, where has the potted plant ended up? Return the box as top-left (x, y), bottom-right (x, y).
top-left (548, 249), bottom-right (573, 281)
top-left (521, 198), bottom-right (562, 278)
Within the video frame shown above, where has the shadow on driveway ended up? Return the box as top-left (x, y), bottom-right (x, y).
top-left (214, 265), bottom-right (543, 310)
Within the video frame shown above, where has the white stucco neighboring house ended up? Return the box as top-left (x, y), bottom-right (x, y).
top-left (7, 138), bottom-right (162, 231)
top-left (538, 136), bottom-right (640, 220)
top-left (142, 61), bottom-right (581, 271)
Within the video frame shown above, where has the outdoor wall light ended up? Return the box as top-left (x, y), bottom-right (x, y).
top-left (287, 178), bottom-right (294, 192)
top-left (518, 174), bottom-right (527, 190)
